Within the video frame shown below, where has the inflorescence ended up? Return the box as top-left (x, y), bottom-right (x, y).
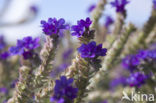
top-left (78, 41), bottom-right (107, 59)
top-left (110, 0), bottom-right (129, 13)
top-left (41, 18), bottom-right (69, 36)
top-left (122, 48), bottom-right (156, 87)
top-left (71, 17), bottom-right (92, 37)
top-left (9, 36), bottom-right (40, 59)
top-left (50, 76), bottom-right (78, 103)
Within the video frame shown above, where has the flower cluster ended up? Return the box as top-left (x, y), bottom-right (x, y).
top-left (41, 18), bottom-right (69, 36)
top-left (0, 52), bottom-right (10, 59)
top-left (122, 48), bottom-right (156, 87)
top-left (50, 76), bottom-right (78, 103)
top-left (71, 17), bottom-right (92, 37)
top-left (122, 49), bottom-right (156, 72)
top-left (110, 0), bottom-right (129, 13)
top-left (78, 41), bottom-right (107, 58)
top-left (9, 36), bottom-right (40, 59)
top-left (104, 16), bottom-right (114, 28)
top-left (122, 54), bottom-right (140, 72)
top-left (126, 72), bottom-right (148, 87)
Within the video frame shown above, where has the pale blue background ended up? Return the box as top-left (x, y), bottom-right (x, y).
top-left (0, 0), bottom-right (153, 43)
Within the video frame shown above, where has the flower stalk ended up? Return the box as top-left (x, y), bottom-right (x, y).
top-left (91, 0), bottom-right (107, 29)
top-left (88, 23), bottom-right (136, 90)
top-left (7, 66), bottom-right (34, 103)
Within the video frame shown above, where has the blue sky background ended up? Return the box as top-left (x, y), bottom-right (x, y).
top-left (0, 0), bottom-right (153, 43)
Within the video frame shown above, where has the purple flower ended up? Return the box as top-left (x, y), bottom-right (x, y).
top-left (78, 41), bottom-right (107, 58)
top-left (79, 18), bottom-right (92, 29)
top-left (50, 98), bottom-right (64, 103)
top-left (9, 36), bottom-right (40, 59)
top-left (51, 76), bottom-right (78, 102)
top-left (137, 50), bottom-right (148, 59)
top-left (95, 43), bottom-right (107, 57)
top-left (3, 100), bottom-right (7, 103)
top-left (100, 100), bottom-right (108, 103)
top-left (9, 46), bottom-right (24, 55)
top-left (71, 17), bottom-right (92, 37)
top-left (71, 25), bottom-right (85, 37)
top-left (136, 49), bottom-right (156, 60)
top-left (0, 87), bottom-right (8, 94)
top-left (22, 36), bottom-right (40, 50)
top-left (110, 76), bottom-right (127, 89)
top-left (78, 42), bottom-right (96, 58)
top-left (0, 35), bottom-right (6, 50)
top-left (10, 79), bottom-right (18, 88)
top-left (62, 48), bottom-right (73, 60)
top-left (0, 51), bottom-right (10, 59)
top-left (110, 0), bottom-right (129, 13)
top-left (104, 16), bottom-right (114, 28)
top-left (126, 72), bottom-right (148, 87)
top-left (41, 18), bottom-right (68, 36)
top-left (148, 49), bottom-right (156, 59)
top-left (22, 51), bottom-right (34, 59)
top-left (153, 0), bottom-right (156, 9)
top-left (30, 5), bottom-right (38, 13)
top-left (88, 4), bottom-right (96, 13)
top-left (122, 55), bottom-right (140, 72)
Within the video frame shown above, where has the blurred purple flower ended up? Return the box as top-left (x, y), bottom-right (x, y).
top-left (0, 51), bottom-right (10, 59)
top-left (122, 55), bottom-right (140, 72)
top-left (9, 46), bottom-right (24, 55)
top-left (3, 100), bottom-right (7, 103)
top-left (0, 35), bottom-right (6, 50)
top-left (50, 63), bottom-right (69, 78)
top-left (0, 87), bottom-right (8, 94)
top-left (126, 72), bottom-right (148, 87)
top-left (51, 76), bottom-right (78, 102)
top-left (41, 18), bottom-right (69, 36)
top-left (104, 16), bottom-right (114, 28)
top-left (30, 5), bottom-right (38, 13)
top-left (110, 76), bottom-right (127, 89)
top-left (88, 4), bottom-right (96, 13)
top-left (50, 98), bottom-right (64, 103)
top-left (137, 50), bottom-right (148, 59)
top-left (153, 0), bottom-right (156, 9)
top-left (62, 48), bottom-right (73, 60)
top-left (148, 49), bottom-right (156, 59)
top-left (78, 41), bottom-right (107, 58)
top-left (101, 100), bottom-right (108, 103)
top-left (9, 36), bottom-right (40, 59)
top-left (10, 79), bottom-right (18, 88)
top-left (110, 0), bottom-right (129, 13)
